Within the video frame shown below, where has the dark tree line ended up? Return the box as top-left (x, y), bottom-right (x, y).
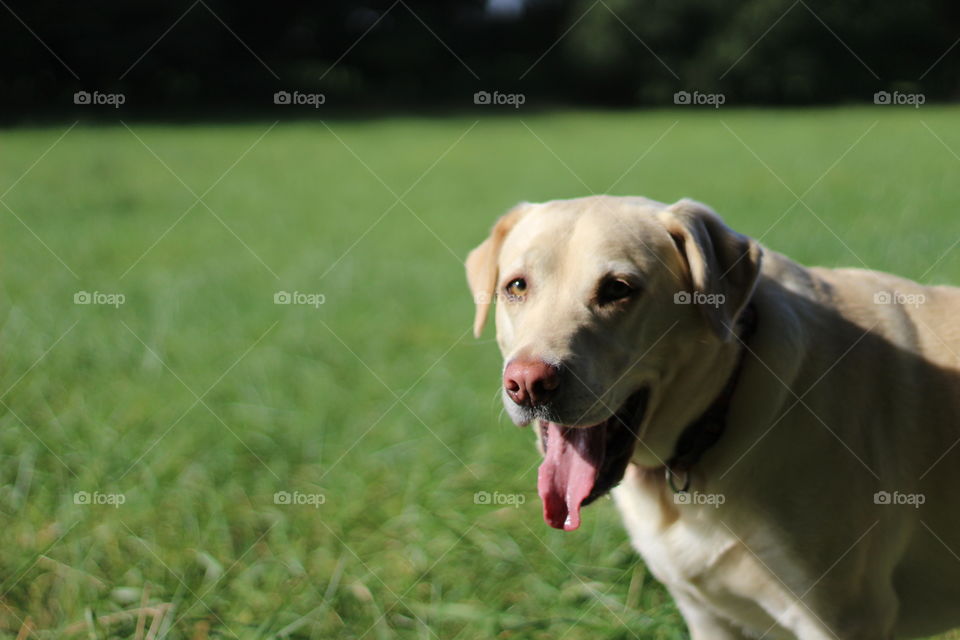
top-left (1, 0), bottom-right (957, 121)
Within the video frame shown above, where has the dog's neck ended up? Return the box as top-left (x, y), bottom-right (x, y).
top-left (662, 304), bottom-right (758, 491)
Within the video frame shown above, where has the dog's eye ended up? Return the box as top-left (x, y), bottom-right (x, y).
top-left (505, 278), bottom-right (527, 299)
top-left (597, 278), bottom-right (635, 304)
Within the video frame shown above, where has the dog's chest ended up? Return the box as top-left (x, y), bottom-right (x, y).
top-left (611, 468), bottom-right (790, 635)
top-left (612, 479), bottom-right (736, 586)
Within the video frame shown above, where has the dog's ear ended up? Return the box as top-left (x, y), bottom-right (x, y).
top-left (465, 203), bottom-right (531, 338)
top-left (660, 199), bottom-right (762, 341)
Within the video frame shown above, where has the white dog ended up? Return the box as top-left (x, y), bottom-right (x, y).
top-left (466, 195), bottom-right (960, 639)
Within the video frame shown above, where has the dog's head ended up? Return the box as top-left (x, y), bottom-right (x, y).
top-left (466, 196), bottom-right (761, 530)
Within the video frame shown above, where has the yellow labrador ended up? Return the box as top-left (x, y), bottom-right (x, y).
top-left (465, 196), bottom-right (960, 640)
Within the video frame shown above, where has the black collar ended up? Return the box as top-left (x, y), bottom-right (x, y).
top-left (665, 304), bottom-right (758, 492)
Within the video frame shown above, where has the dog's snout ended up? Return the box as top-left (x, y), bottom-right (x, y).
top-left (504, 358), bottom-right (560, 407)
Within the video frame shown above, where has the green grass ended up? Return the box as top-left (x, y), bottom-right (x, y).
top-left (2, 108), bottom-right (960, 639)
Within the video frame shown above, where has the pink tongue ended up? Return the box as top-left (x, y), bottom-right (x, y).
top-left (537, 422), bottom-right (604, 531)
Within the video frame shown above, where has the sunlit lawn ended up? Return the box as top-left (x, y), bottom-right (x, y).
top-left (2, 107), bottom-right (960, 638)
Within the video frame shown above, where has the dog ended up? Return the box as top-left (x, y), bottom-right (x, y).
top-left (465, 195), bottom-right (960, 639)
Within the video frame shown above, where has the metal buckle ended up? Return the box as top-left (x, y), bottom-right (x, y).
top-left (665, 466), bottom-right (691, 493)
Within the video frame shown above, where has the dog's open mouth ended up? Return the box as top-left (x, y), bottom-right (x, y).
top-left (537, 388), bottom-right (648, 531)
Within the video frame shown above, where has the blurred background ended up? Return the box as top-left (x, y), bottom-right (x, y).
top-left (2, 1), bottom-right (960, 639)
top-left (3, 0), bottom-right (959, 120)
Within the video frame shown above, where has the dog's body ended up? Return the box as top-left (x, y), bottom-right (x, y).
top-left (466, 196), bottom-right (960, 639)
